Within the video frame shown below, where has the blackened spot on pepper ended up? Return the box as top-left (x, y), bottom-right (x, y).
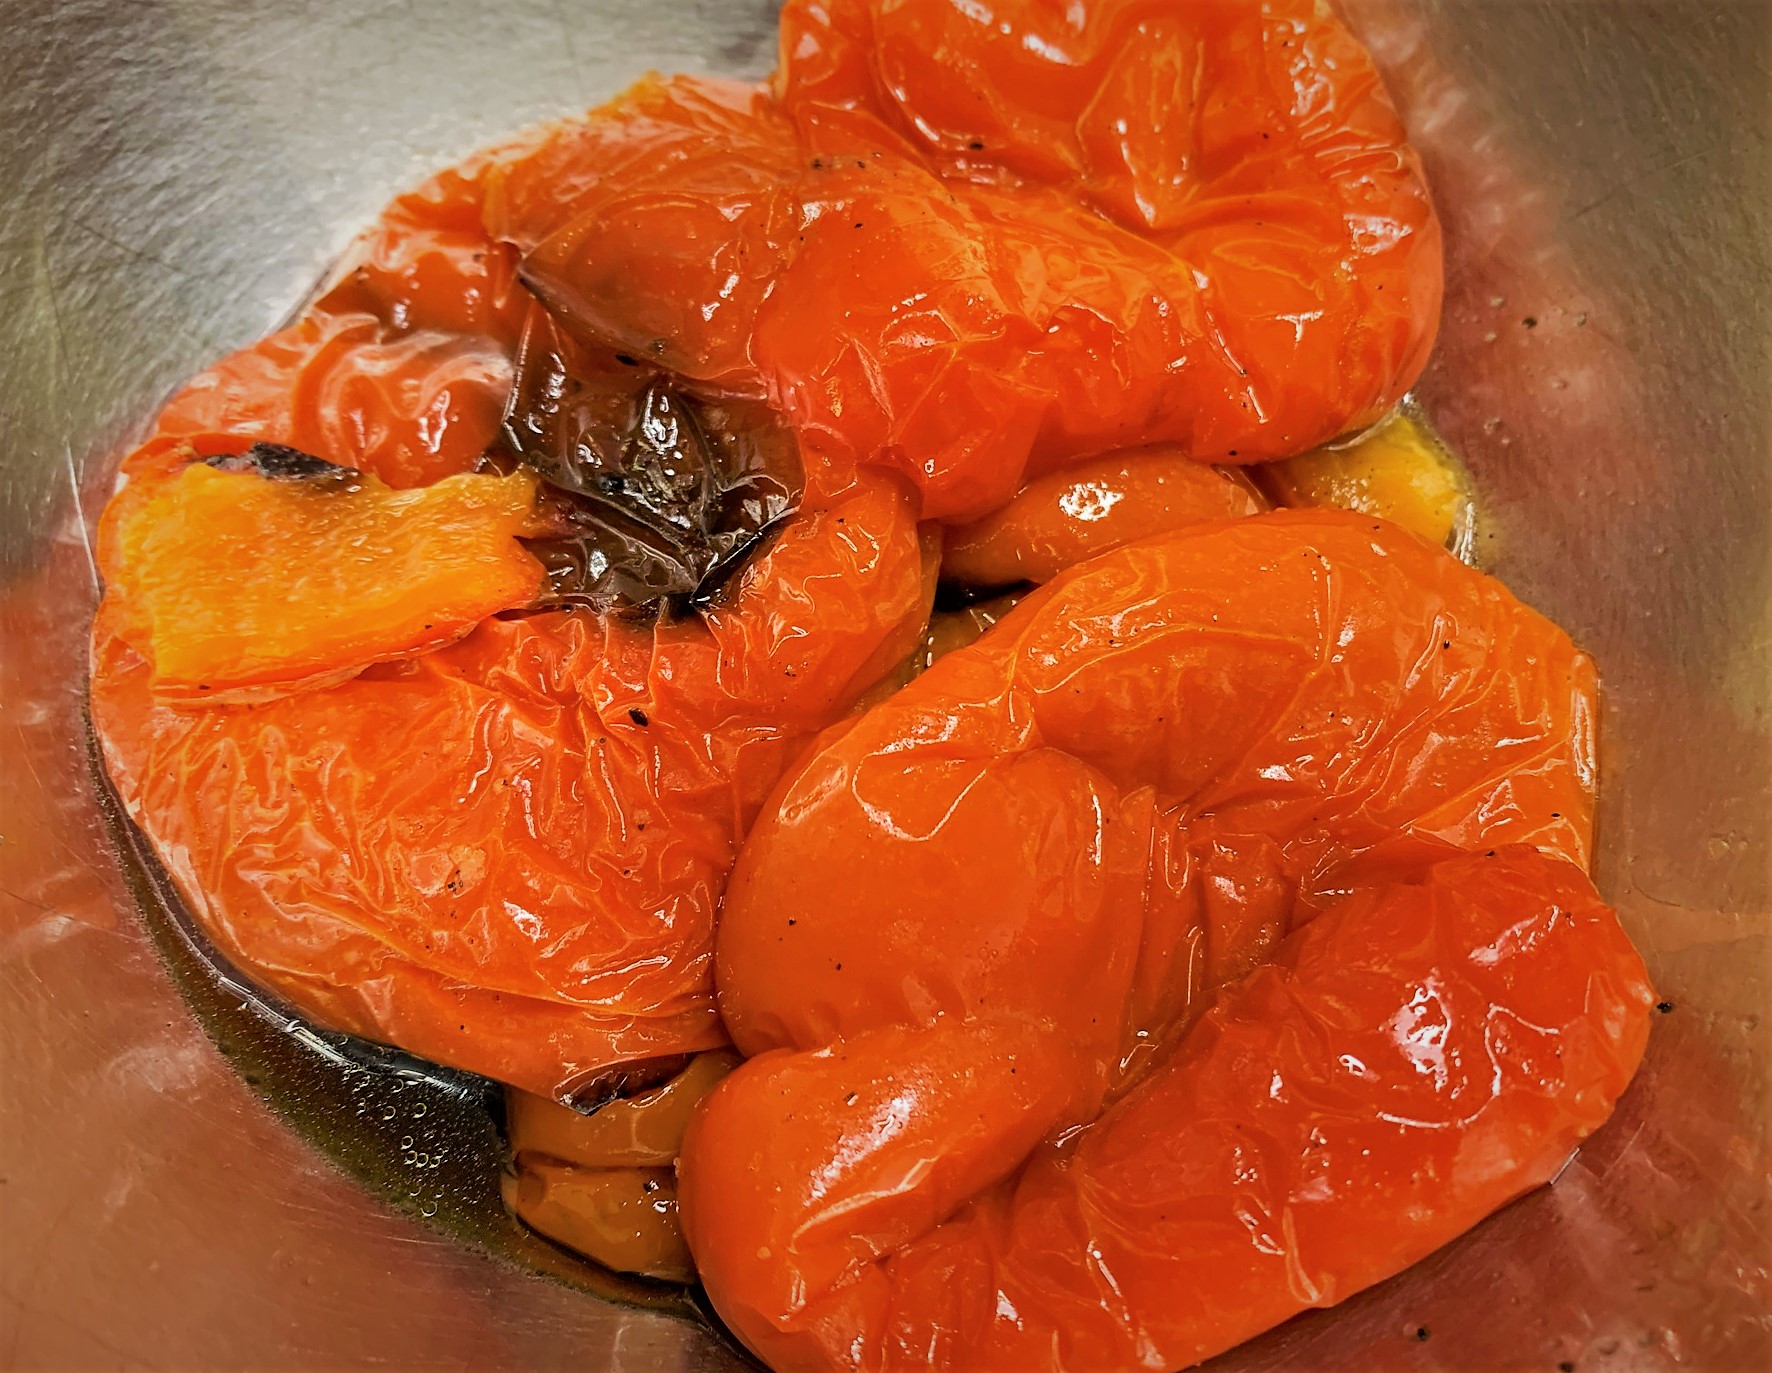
top-left (496, 301), bottom-right (801, 618)
top-left (205, 442), bottom-right (360, 486)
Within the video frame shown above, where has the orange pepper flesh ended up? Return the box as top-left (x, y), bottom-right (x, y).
top-left (680, 512), bottom-right (1653, 1371)
top-left (99, 460), bottom-right (543, 702)
top-left (501, 1161), bottom-right (694, 1283)
top-left (91, 468), bottom-right (932, 1095)
top-left (507, 1051), bottom-right (739, 1170)
top-left (941, 448), bottom-right (1264, 589)
top-left (494, 0), bottom-right (1441, 520)
top-left (504, 1052), bottom-right (737, 1279)
top-left (80, 1), bottom-right (1657, 1361)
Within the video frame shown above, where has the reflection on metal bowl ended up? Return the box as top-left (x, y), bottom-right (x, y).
top-left (1, 1), bottom-right (1766, 1369)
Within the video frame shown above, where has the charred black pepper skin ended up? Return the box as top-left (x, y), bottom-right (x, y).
top-left (206, 442), bottom-right (361, 486)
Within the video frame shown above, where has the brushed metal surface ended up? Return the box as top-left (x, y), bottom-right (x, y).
top-left (1, 1), bottom-right (1767, 1370)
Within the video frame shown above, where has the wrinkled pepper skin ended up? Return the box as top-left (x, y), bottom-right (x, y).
top-left (89, 81), bottom-right (940, 1097)
top-left (503, 0), bottom-right (1442, 518)
top-left (83, 0), bottom-right (1657, 1361)
top-left (91, 0), bottom-right (1443, 1098)
top-left (760, 0), bottom-right (1443, 518)
top-left (679, 513), bottom-right (1653, 1372)
top-left (91, 464), bottom-right (930, 1096)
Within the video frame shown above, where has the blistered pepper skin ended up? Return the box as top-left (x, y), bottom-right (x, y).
top-left (82, 1), bottom-right (1655, 1355)
top-left (92, 467), bottom-right (930, 1096)
top-left (678, 512), bottom-right (1652, 1372)
top-left (89, 121), bottom-right (937, 1095)
top-left (764, 0), bottom-right (1442, 517)
top-left (497, 0), bottom-right (1442, 520)
top-left (141, 309), bottom-right (513, 491)
top-left (91, 0), bottom-right (1446, 1099)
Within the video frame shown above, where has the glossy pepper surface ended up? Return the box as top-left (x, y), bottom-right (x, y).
top-left (88, 73), bottom-right (941, 1095)
top-left (505, 0), bottom-right (1442, 519)
top-left (678, 512), bottom-right (1652, 1371)
top-left (91, 0), bottom-right (1444, 1099)
top-left (82, 0), bottom-right (1660, 1361)
top-left (92, 460), bottom-right (930, 1094)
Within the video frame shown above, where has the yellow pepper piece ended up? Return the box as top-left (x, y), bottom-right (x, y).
top-left (503, 1051), bottom-right (741, 1281)
top-left (502, 1161), bottom-right (694, 1283)
top-left (505, 1050), bottom-right (738, 1170)
top-left (1265, 410), bottom-right (1472, 552)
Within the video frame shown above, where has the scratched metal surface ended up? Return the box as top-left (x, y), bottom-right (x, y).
top-left (0, 0), bottom-right (1767, 1370)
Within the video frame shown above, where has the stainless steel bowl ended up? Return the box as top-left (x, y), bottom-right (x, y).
top-left (2, 1), bottom-right (1767, 1368)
